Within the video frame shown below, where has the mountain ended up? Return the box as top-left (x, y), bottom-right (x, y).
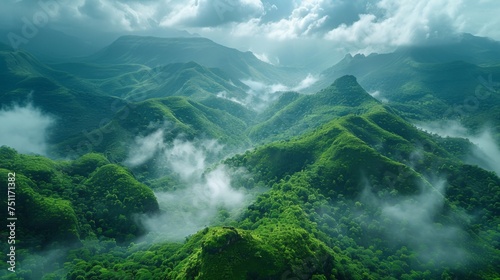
top-left (249, 75), bottom-right (380, 142)
top-left (42, 92), bottom-right (499, 279)
top-left (396, 33), bottom-right (500, 65)
top-left (84, 35), bottom-right (305, 84)
top-left (1, 30), bottom-right (500, 280)
top-left (313, 34), bottom-right (500, 142)
top-left (51, 61), bottom-right (250, 102)
top-left (223, 105), bottom-right (499, 279)
top-left (0, 148), bottom-right (158, 249)
top-left (56, 96), bottom-right (252, 162)
top-left (0, 47), bottom-right (253, 155)
top-left (0, 48), bottom-right (126, 144)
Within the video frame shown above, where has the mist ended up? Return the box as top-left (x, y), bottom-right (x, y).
top-left (240, 74), bottom-right (319, 111)
top-left (0, 102), bottom-right (55, 156)
top-left (125, 127), bottom-right (252, 241)
top-left (368, 90), bottom-right (389, 103)
top-left (417, 120), bottom-right (500, 175)
top-left (361, 177), bottom-right (469, 264)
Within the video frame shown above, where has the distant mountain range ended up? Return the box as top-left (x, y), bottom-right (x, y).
top-left (312, 33), bottom-right (500, 143)
top-left (1, 32), bottom-right (499, 279)
top-left (83, 35), bottom-right (305, 84)
top-left (1, 32), bottom-right (499, 154)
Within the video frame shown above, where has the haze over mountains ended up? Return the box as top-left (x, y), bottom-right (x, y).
top-left (1, 10), bottom-right (500, 279)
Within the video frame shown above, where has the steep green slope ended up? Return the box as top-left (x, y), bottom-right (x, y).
top-left (199, 95), bottom-right (255, 125)
top-left (0, 49), bottom-right (126, 144)
top-left (1, 37), bottom-right (499, 280)
top-left (85, 35), bottom-right (304, 84)
top-left (255, 91), bottom-right (301, 122)
top-left (56, 105), bottom-right (500, 279)
top-left (58, 61), bottom-right (250, 102)
top-left (314, 34), bottom-right (500, 141)
top-left (0, 147), bottom-right (159, 254)
top-left (62, 225), bottom-right (363, 280)
top-left (57, 96), bottom-right (251, 161)
top-left (0, 47), bottom-right (258, 160)
top-left (0, 48), bottom-right (101, 94)
top-left (226, 107), bottom-right (500, 279)
top-left (249, 75), bottom-right (380, 142)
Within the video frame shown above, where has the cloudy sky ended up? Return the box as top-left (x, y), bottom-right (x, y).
top-left (2, 0), bottom-right (500, 68)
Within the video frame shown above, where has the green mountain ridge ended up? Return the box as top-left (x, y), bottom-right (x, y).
top-left (0, 47), bottom-right (257, 155)
top-left (249, 75), bottom-right (380, 143)
top-left (313, 34), bottom-right (500, 142)
top-left (50, 61), bottom-right (250, 102)
top-left (56, 96), bottom-right (252, 163)
top-left (0, 49), bottom-right (127, 144)
top-left (39, 100), bottom-right (499, 279)
top-left (221, 105), bottom-right (499, 279)
top-left (85, 35), bottom-right (305, 84)
top-left (0, 34), bottom-right (499, 280)
top-left (0, 148), bottom-right (159, 259)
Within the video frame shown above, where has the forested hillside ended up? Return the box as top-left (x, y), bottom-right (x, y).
top-left (1, 30), bottom-right (499, 280)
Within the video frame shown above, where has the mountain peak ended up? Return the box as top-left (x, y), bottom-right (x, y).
top-left (332, 75), bottom-right (359, 89)
top-left (312, 75), bottom-right (378, 109)
top-left (85, 34), bottom-right (303, 84)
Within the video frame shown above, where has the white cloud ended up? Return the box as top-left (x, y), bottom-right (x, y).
top-left (0, 102), bottom-right (55, 155)
top-left (252, 51), bottom-right (275, 64)
top-left (239, 73), bottom-right (318, 110)
top-left (68, 0), bottom-right (164, 33)
top-left (200, 0), bottom-right (500, 66)
top-left (362, 178), bottom-right (469, 264)
top-left (417, 120), bottom-right (500, 175)
top-left (3, 0), bottom-right (500, 43)
top-left (164, 138), bottom-right (222, 181)
top-left (2, 0), bottom-right (500, 68)
top-left (144, 163), bottom-right (249, 241)
top-left (160, 0), bottom-right (264, 28)
top-left (368, 90), bottom-right (389, 103)
top-left (125, 127), bottom-right (252, 241)
top-left (228, 0), bottom-right (333, 40)
top-left (292, 73), bottom-right (319, 91)
top-left (324, 0), bottom-right (463, 52)
top-left (124, 128), bottom-right (165, 167)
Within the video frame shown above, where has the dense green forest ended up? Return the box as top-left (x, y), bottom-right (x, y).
top-left (1, 31), bottom-right (500, 279)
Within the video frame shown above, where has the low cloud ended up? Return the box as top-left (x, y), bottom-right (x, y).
top-left (216, 91), bottom-right (246, 106)
top-left (362, 178), bottom-right (469, 264)
top-left (144, 164), bottom-right (249, 241)
top-left (239, 73), bottom-right (319, 111)
top-left (124, 128), bottom-right (166, 167)
top-left (252, 51), bottom-right (278, 65)
top-left (368, 90), bottom-right (389, 103)
top-left (125, 127), bottom-right (252, 241)
top-left (292, 74), bottom-right (319, 92)
top-left (0, 102), bottom-right (55, 155)
top-left (3, 1), bottom-right (499, 70)
top-left (417, 120), bottom-right (500, 175)
top-left (2, 1), bottom-right (500, 70)
top-left (239, 79), bottom-right (286, 111)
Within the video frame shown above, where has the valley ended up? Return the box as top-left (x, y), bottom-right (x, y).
top-left (0, 30), bottom-right (499, 280)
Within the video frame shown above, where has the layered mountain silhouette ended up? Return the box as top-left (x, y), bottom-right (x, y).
top-left (0, 32), bottom-right (499, 280)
